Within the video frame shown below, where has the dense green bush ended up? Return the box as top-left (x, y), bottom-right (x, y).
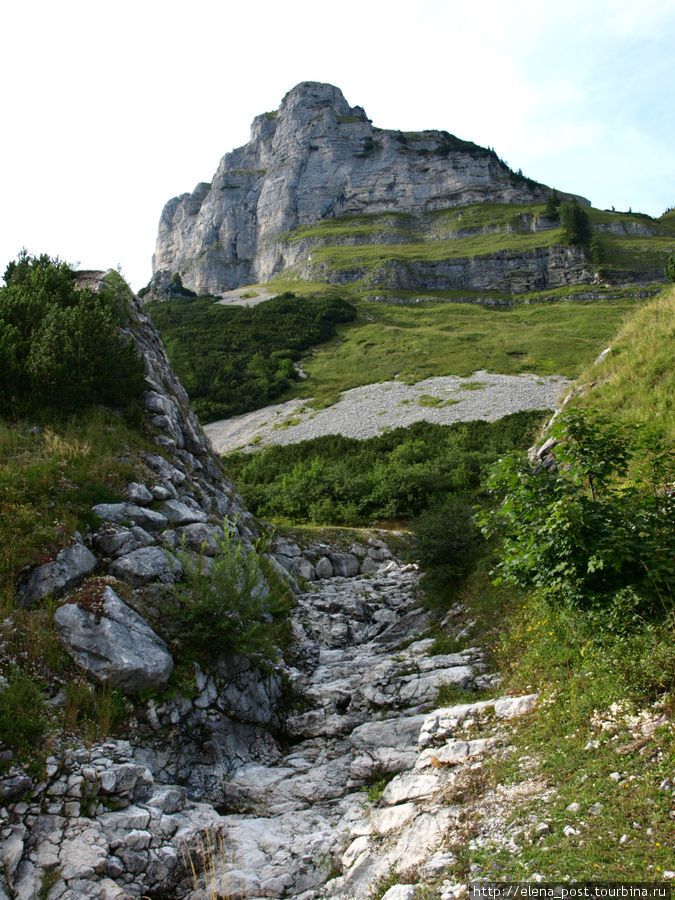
top-left (145, 292), bottom-right (356, 420)
top-left (481, 410), bottom-right (674, 614)
top-left (0, 252), bottom-right (145, 416)
top-left (412, 494), bottom-right (485, 598)
top-left (560, 200), bottom-right (593, 248)
top-left (225, 411), bottom-right (543, 526)
top-left (170, 529), bottom-right (293, 663)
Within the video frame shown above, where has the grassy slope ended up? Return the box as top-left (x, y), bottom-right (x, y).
top-left (277, 294), bottom-right (647, 407)
top-left (572, 287), bottom-right (674, 437)
top-left (0, 410), bottom-right (153, 599)
top-left (280, 202), bottom-right (675, 277)
top-left (0, 408), bottom-right (159, 766)
top-left (426, 288), bottom-right (675, 885)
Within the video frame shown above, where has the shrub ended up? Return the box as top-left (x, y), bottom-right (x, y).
top-left (589, 233), bottom-right (605, 265)
top-left (168, 271), bottom-right (197, 298)
top-left (146, 292), bottom-right (356, 419)
top-left (170, 528), bottom-right (293, 663)
top-left (225, 411), bottom-right (543, 526)
top-left (559, 200), bottom-right (593, 249)
top-left (481, 410), bottom-right (674, 614)
top-left (0, 252), bottom-right (145, 415)
top-left (412, 494), bottom-right (485, 595)
top-left (665, 254), bottom-right (675, 282)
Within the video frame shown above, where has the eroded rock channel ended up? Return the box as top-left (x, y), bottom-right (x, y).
top-left (0, 278), bottom-right (540, 900)
top-left (3, 540), bottom-right (536, 900)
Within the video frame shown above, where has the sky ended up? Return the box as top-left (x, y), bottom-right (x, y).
top-left (1, 0), bottom-right (674, 290)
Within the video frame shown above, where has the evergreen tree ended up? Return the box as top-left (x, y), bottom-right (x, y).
top-left (560, 200), bottom-right (593, 248)
top-left (0, 252), bottom-right (145, 416)
top-left (665, 255), bottom-right (675, 282)
top-left (545, 191), bottom-right (561, 218)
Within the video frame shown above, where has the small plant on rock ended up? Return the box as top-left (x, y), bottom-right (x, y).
top-left (361, 769), bottom-right (393, 804)
top-left (170, 526), bottom-right (293, 663)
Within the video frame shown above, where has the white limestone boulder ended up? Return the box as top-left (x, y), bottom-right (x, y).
top-left (54, 587), bottom-right (174, 693)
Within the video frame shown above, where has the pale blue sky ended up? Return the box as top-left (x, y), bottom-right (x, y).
top-left (1, 0), bottom-right (673, 289)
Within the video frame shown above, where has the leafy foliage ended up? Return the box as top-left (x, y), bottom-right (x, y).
top-left (481, 411), bottom-right (674, 613)
top-left (0, 252), bottom-right (145, 416)
top-left (226, 411), bottom-right (542, 527)
top-left (145, 292), bottom-right (356, 420)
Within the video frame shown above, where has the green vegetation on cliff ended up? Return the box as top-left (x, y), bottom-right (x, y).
top-left (145, 292), bottom-right (356, 420)
top-left (150, 276), bottom-right (652, 422)
top-left (0, 257), bottom-right (158, 768)
top-left (281, 200), bottom-right (675, 285)
top-left (0, 253), bottom-right (145, 416)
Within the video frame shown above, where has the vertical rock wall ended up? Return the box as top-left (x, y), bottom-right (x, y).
top-left (150, 82), bottom-right (582, 295)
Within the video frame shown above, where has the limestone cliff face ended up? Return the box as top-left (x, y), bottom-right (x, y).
top-left (151, 82), bottom-right (582, 295)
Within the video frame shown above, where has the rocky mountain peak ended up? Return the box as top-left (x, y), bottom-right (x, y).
top-left (280, 80), bottom-right (354, 117)
top-left (149, 83), bottom-right (574, 296)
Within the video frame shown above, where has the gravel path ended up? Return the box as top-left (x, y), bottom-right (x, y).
top-left (204, 371), bottom-right (569, 454)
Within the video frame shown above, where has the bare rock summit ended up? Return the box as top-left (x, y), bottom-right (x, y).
top-left (150, 81), bottom-right (583, 296)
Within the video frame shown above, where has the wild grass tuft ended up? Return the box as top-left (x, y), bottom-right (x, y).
top-left (0, 408), bottom-right (152, 597)
top-left (181, 825), bottom-right (242, 900)
top-left (0, 669), bottom-right (48, 775)
top-left (571, 286), bottom-right (674, 438)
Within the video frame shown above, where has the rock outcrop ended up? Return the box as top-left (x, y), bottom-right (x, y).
top-left (3, 539), bottom-right (526, 900)
top-left (0, 273), bottom-right (282, 897)
top-left (53, 588), bottom-right (175, 693)
top-left (0, 271), bottom-right (546, 899)
top-left (150, 82), bottom-right (589, 296)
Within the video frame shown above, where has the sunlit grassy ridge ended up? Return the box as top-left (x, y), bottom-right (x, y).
top-left (571, 287), bottom-right (675, 437)
top-left (280, 201), bottom-right (675, 281)
top-left (304, 230), bottom-right (560, 270)
top-left (282, 294), bottom-right (647, 406)
top-left (426, 286), bottom-right (675, 883)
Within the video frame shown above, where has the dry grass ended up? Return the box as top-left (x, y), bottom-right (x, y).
top-left (181, 825), bottom-right (243, 899)
top-left (572, 286), bottom-right (675, 438)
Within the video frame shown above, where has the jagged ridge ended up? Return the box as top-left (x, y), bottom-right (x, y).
top-left (150, 82), bottom-right (588, 296)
